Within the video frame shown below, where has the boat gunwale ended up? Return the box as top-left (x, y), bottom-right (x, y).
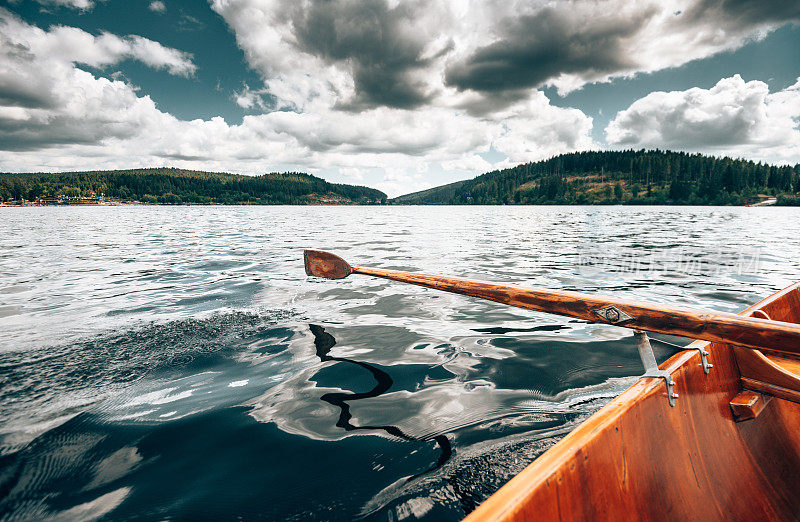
top-left (465, 281), bottom-right (800, 521)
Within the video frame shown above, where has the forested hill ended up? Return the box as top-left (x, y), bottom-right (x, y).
top-left (0, 168), bottom-right (386, 204)
top-left (392, 150), bottom-right (800, 205)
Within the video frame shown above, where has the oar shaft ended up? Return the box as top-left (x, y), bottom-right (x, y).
top-left (352, 265), bottom-right (800, 355)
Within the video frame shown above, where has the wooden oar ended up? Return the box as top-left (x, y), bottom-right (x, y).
top-left (304, 250), bottom-right (800, 355)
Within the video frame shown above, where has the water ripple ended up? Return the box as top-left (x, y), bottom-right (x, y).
top-left (0, 205), bottom-right (798, 520)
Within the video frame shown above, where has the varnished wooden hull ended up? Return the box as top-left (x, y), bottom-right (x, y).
top-left (466, 283), bottom-right (800, 521)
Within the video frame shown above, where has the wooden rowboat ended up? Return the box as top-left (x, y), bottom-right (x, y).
top-left (466, 282), bottom-right (800, 521)
top-left (303, 251), bottom-right (800, 520)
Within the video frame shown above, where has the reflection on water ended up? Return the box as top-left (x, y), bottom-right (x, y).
top-left (310, 324), bottom-right (453, 475)
top-left (0, 205), bottom-right (798, 520)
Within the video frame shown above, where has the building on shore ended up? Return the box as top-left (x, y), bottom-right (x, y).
top-left (38, 195), bottom-right (103, 205)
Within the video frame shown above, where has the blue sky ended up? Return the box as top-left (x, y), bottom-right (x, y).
top-left (8, 0), bottom-right (260, 123)
top-left (1, 1), bottom-right (799, 196)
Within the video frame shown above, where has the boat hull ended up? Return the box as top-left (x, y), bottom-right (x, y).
top-left (466, 283), bottom-right (800, 521)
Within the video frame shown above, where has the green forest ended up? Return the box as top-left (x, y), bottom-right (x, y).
top-left (0, 168), bottom-right (386, 205)
top-left (3, 151), bottom-right (800, 206)
top-left (392, 150), bottom-right (800, 206)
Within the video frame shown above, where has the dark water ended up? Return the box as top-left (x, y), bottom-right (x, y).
top-left (0, 206), bottom-right (797, 521)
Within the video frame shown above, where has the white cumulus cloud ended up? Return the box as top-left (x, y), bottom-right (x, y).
top-left (32, 0), bottom-right (98, 10)
top-left (5, 1), bottom-right (797, 197)
top-left (605, 75), bottom-right (800, 164)
top-left (0, 7), bottom-right (598, 197)
top-left (0, 10), bottom-right (195, 77)
top-left (210, 0), bottom-right (799, 107)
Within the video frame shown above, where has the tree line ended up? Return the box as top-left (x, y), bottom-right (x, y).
top-left (0, 168), bottom-right (387, 205)
top-left (4, 152), bottom-right (799, 206)
top-left (392, 150), bottom-right (800, 205)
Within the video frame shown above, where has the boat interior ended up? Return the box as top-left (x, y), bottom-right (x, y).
top-left (466, 282), bottom-right (800, 521)
top-left (737, 283), bottom-right (800, 405)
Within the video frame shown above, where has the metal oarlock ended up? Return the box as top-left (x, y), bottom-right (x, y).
top-left (652, 337), bottom-right (713, 375)
top-left (634, 330), bottom-right (678, 407)
top-left (691, 345), bottom-right (713, 374)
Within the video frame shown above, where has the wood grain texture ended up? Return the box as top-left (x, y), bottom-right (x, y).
top-left (730, 390), bottom-right (771, 421)
top-left (350, 266), bottom-right (800, 354)
top-left (464, 282), bottom-right (800, 522)
top-left (740, 378), bottom-right (800, 404)
top-left (304, 250), bottom-right (352, 279)
top-left (734, 285), bottom-right (800, 402)
top-left (734, 347), bottom-right (800, 398)
top-left (768, 354), bottom-right (800, 376)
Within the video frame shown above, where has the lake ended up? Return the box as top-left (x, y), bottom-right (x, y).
top-left (1, 205), bottom-right (798, 520)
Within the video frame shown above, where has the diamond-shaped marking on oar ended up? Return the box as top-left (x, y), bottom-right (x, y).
top-left (595, 306), bottom-right (634, 324)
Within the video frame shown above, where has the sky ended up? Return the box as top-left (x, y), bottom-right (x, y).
top-left (1, 1), bottom-right (799, 197)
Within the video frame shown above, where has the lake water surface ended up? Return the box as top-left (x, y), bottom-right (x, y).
top-left (1, 206), bottom-right (798, 520)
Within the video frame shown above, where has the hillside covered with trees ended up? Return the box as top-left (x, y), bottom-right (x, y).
top-left (392, 150), bottom-right (800, 205)
top-left (0, 168), bottom-right (386, 205)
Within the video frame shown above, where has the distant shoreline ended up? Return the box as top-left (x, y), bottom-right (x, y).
top-left (3, 151), bottom-right (798, 206)
top-left (1, 201), bottom-right (793, 207)
top-left (0, 167), bottom-right (386, 206)
top-left (0, 200), bottom-right (376, 207)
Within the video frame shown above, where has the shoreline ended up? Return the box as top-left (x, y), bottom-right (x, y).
top-left (0, 201), bottom-right (789, 208)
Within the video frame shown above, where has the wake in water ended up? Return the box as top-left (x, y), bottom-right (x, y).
top-left (0, 310), bottom-right (666, 521)
top-left (0, 205), bottom-right (792, 520)
top-left (0, 311), bottom-right (294, 456)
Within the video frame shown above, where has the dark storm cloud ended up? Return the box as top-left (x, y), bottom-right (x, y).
top-left (0, 120), bottom-right (101, 151)
top-left (446, 0), bottom-right (800, 101)
top-left (0, 77), bottom-right (55, 109)
top-left (288, 0), bottom-right (433, 110)
top-left (679, 0), bottom-right (800, 30)
top-left (445, 7), bottom-right (652, 96)
top-left (456, 89), bottom-right (530, 117)
top-left (0, 115), bottom-right (141, 151)
top-left (162, 152), bottom-right (205, 161)
top-left (0, 39), bottom-right (57, 109)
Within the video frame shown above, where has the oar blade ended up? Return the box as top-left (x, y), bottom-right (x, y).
top-left (304, 250), bottom-right (353, 279)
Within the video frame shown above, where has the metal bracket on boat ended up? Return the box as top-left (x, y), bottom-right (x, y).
top-left (634, 330), bottom-right (678, 407)
top-left (652, 338), bottom-right (713, 375)
top-left (692, 345), bottom-right (713, 375)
